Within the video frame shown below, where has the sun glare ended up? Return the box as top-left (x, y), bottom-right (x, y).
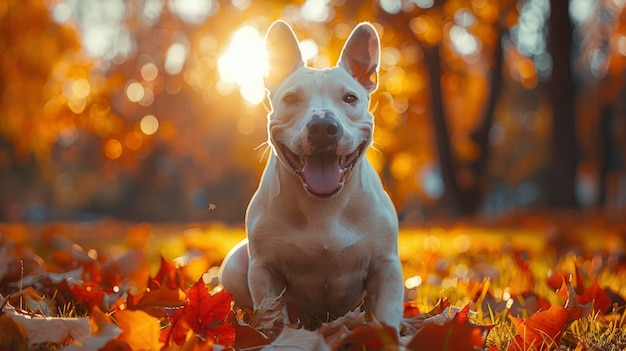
top-left (218, 26), bottom-right (267, 104)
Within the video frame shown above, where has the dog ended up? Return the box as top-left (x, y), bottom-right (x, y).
top-left (219, 20), bottom-right (403, 331)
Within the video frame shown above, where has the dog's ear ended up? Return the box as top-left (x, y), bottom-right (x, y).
top-left (264, 20), bottom-right (305, 90)
top-left (338, 23), bottom-right (380, 93)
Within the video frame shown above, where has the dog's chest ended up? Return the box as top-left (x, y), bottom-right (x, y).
top-left (276, 225), bottom-right (370, 298)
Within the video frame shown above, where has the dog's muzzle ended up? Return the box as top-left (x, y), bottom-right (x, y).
top-left (279, 112), bottom-right (367, 198)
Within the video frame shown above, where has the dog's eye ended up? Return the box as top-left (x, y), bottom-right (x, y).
top-left (282, 93), bottom-right (299, 105)
top-left (343, 93), bottom-right (358, 104)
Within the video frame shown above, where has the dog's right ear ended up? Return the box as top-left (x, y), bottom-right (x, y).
top-left (264, 20), bottom-right (305, 90)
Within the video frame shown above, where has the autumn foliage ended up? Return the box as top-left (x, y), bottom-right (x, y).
top-left (0, 217), bottom-right (624, 350)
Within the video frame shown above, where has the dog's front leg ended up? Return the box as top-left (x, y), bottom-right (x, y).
top-left (247, 258), bottom-right (289, 322)
top-left (365, 254), bottom-right (404, 329)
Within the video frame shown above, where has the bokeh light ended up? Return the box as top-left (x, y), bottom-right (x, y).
top-left (217, 25), bottom-right (267, 104)
top-left (126, 81), bottom-right (145, 102)
top-left (140, 115), bottom-right (159, 135)
top-left (104, 139), bottom-right (123, 160)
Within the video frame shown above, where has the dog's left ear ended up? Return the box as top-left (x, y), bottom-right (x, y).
top-left (264, 20), bottom-right (306, 90)
top-left (338, 23), bottom-right (380, 93)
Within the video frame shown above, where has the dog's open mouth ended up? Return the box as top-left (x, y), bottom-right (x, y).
top-left (280, 142), bottom-right (367, 198)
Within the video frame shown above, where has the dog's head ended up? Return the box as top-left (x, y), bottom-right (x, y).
top-left (263, 20), bottom-right (380, 198)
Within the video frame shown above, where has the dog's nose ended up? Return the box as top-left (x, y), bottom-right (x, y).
top-left (307, 113), bottom-right (342, 151)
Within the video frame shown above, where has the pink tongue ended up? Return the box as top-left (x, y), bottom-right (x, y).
top-left (303, 153), bottom-right (341, 195)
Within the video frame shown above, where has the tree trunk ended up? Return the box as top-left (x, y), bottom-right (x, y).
top-left (546, 0), bottom-right (579, 208)
top-left (422, 44), bottom-right (466, 215)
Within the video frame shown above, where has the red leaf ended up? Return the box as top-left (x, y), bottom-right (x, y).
top-left (578, 280), bottom-right (612, 314)
top-left (509, 305), bottom-right (569, 349)
top-left (70, 282), bottom-right (105, 311)
top-left (160, 308), bottom-right (189, 346)
top-left (149, 255), bottom-right (180, 290)
top-left (171, 279), bottom-right (235, 346)
top-left (546, 271), bottom-right (570, 291)
top-left (454, 303), bottom-right (471, 324)
top-left (185, 280), bottom-right (233, 331)
top-left (226, 311), bottom-right (270, 350)
top-left (403, 302), bottom-right (420, 318)
top-left (406, 317), bottom-right (485, 351)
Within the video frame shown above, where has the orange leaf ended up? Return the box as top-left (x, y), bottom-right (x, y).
top-left (127, 287), bottom-right (185, 310)
top-left (336, 323), bottom-right (399, 351)
top-left (509, 305), bottom-right (568, 349)
top-left (114, 309), bottom-right (164, 351)
top-left (556, 279), bottom-right (592, 322)
top-left (546, 271), bottom-right (570, 291)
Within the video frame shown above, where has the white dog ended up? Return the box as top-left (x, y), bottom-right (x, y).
top-left (219, 20), bottom-right (403, 331)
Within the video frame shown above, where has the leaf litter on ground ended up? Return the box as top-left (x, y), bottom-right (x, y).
top-left (0, 213), bottom-right (625, 350)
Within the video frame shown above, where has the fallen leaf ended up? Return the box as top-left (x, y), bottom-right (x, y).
top-left (63, 307), bottom-right (122, 351)
top-left (226, 310), bottom-right (270, 351)
top-left (335, 323), bottom-right (399, 351)
top-left (403, 302), bottom-right (420, 318)
top-left (556, 279), bottom-right (592, 322)
top-left (578, 281), bottom-right (612, 314)
top-left (5, 304), bottom-right (90, 347)
top-left (406, 303), bottom-right (488, 351)
top-left (263, 327), bottom-right (330, 351)
top-left (318, 306), bottom-right (366, 348)
top-left (163, 279), bottom-right (235, 347)
top-left (149, 255), bottom-right (180, 290)
top-left (251, 289), bottom-right (286, 340)
top-left (0, 295), bottom-right (28, 351)
top-left (126, 286), bottom-right (185, 310)
top-left (114, 309), bottom-right (164, 351)
top-left (185, 280), bottom-right (235, 346)
top-left (509, 305), bottom-right (569, 349)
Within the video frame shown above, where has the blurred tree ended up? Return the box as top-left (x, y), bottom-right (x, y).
top-left (546, 0), bottom-right (578, 209)
top-left (1, 0), bottom-right (625, 221)
top-left (377, 0), bottom-right (518, 216)
top-left (0, 0), bottom-right (91, 161)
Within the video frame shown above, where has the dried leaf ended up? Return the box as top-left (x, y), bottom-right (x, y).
top-left (251, 290), bottom-right (286, 340)
top-left (263, 327), bottom-right (330, 351)
top-left (63, 307), bottom-right (122, 351)
top-left (0, 307), bottom-right (28, 351)
top-left (318, 306), bottom-right (366, 348)
top-left (5, 305), bottom-right (90, 347)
